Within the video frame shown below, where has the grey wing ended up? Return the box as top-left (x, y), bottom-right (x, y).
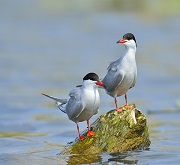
top-left (102, 61), bottom-right (124, 92)
top-left (130, 72), bottom-right (137, 89)
top-left (66, 88), bottom-right (84, 121)
top-left (57, 102), bottom-right (67, 114)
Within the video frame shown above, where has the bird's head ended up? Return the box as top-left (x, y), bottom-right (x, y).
top-left (83, 72), bottom-right (104, 87)
top-left (117, 33), bottom-right (137, 48)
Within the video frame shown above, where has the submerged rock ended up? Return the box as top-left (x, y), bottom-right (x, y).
top-left (60, 104), bottom-right (150, 154)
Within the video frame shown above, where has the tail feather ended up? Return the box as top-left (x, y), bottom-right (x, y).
top-left (41, 93), bottom-right (67, 114)
top-left (41, 93), bottom-right (67, 103)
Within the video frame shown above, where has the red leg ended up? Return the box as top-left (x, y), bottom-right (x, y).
top-left (114, 97), bottom-right (122, 112)
top-left (125, 94), bottom-right (130, 109)
top-left (76, 123), bottom-right (84, 140)
top-left (125, 94), bottom-right (128, 107)
top-left (86, 120), bottom-right (95, 136)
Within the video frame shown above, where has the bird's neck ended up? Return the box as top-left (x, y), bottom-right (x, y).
top-left (82, 81), bottom-right (96, 91)
top-left (82, 83), bottom-right (99, 103)
top-left (119, 47), bottom-right (136, 62)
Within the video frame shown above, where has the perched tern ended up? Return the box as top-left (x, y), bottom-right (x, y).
top-left (102, 33), bottom-right (137, 112)
top-left (42, 72), bottom-right (104, 140)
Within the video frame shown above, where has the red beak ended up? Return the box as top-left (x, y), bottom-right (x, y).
top-left (96, 81), bottom-right (104, 87)
top-left (117, 39), bottom-right (127, 44)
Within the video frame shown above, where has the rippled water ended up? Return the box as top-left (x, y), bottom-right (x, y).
top-left (1, 1), bottom-right (180, 164)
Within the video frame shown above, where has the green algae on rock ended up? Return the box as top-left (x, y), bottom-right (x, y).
top-left (60, 104), bottom-right (150, 154)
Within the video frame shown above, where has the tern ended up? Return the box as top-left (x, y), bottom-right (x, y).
top-left (102, 33), bottom-right (137, 112)
top-left (42, 72), bottom-right (104, 140)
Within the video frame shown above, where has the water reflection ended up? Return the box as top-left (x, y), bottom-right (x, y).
top-left (66, 154), bottom-right (102, 165)
top-left (63, 151), bottom-right (140, 165)
top-left (108, 151), bottom-right (138, 164)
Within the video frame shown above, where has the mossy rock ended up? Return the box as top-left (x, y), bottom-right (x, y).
top-left (60, 104), bottom-right (150, 154)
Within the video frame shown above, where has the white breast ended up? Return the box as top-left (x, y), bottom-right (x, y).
top-left (110, 53), bottom-right (137, 97)
top-left (77, 88), bottom-right (100, 122)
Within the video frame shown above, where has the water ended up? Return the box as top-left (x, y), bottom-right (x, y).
top-left (1, 1), bottom-right (180, 164)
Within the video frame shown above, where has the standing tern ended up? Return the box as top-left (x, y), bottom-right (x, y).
top-left (42, 72), bottom-right (104, 141)
top-left (102, 33), bottom-right (137, 112)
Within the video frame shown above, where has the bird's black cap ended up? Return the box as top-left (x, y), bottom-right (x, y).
top-left (123, 33), bottom-right (137, 46)
top-left (83, 72), bottom-right (100, 81)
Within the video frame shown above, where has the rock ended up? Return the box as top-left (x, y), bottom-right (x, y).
top-left (60, 104), bottom-right (151, 155)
